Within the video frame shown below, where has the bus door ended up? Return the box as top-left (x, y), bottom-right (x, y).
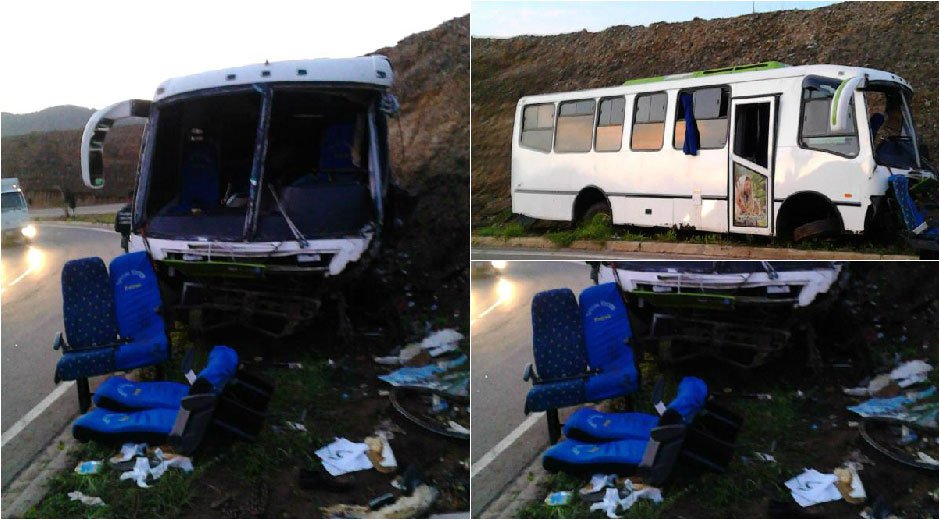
top-left (728, 96), bottom-right (777, 235)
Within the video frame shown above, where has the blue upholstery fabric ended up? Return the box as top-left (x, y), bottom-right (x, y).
top-left (178, 142), bottom-right (220, 211)
top-left (525, 378), bottom-right (585, 414)
top-left (319, 121), bottom-right (357, 170)
top-left (61, 257), bottom-right (119, 349)
top-left (579, 283), bottom-right (638, 401)
top-left (531, 288), bottom-right (587, 379)
top-left (563, 407), bottom-right (659, 442)
top-left (543, 437), bottom-right (648, 474)
top-left (93, 376), bottom-right (189, 411)
top-left (889, 175), bottom-right (936, 238)
top-left (72, 407), bottom-right (178, 444)
top-left (110, 252), bottom-right (165, 342)
top-left (55, 348), bottom-right (115, 383)
top-left (680, 92), bottom-right (700, 156)
top-left (563, 377), bottom-right (709, 442)
top-left (196, 346), bottom-right (239, 392)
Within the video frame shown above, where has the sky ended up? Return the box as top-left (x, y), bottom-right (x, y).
top-left (0, 0), bottom-right (468, 114)
top-left (472, 1), bottom-right (840, 38)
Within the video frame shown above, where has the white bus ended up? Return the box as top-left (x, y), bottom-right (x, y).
top-left (510, 62), bottom-right (933, 241)
top-left (80, 56), bottom-right (402, 334)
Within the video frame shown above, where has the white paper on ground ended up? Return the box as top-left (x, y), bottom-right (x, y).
top-left (582, 474), bottom-right (617, 495)
top-left (68, 491), bottom-right (106, 506)
top-left (447, 421), bottom-right (470, 435)
top-left (421, 329), bottom-right (464, 357)
top-left (315, 438), bottom-right (372, 476)
top-left (120, 457), bottom-right (153, 488)
top-left (589, 481), bottom-right (663, 518)
top-left (377, 432), bottom-right (397, 470)
top-left (785, 469), bottom-right (842, 507)
top-left (890, 360), bottom-right (933, 388)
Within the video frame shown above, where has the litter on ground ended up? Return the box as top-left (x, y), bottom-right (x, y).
top-left (544, 491), bottom-right (573, 506)
top-left (67, 491), bottom-right (106, 507)
top-left (785, 466), bottom-right (866, 507)
top-left (589, 480), bottom-right (663, 519)
top-left (315, 438), bottom-right (374, 477)
top-left (74, 460), bottom-right (102, 474)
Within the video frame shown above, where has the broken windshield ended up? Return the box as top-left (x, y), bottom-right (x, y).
top-left (863, 84), bottom-right (920, 170)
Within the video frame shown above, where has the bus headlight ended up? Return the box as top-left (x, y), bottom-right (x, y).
top-left (21, 224), bottom-right (37, 238)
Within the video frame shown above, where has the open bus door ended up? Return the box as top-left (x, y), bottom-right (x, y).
top-left (728, 96), bottom-right (777, 235)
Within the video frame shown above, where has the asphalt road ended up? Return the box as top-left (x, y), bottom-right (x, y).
top-left (472, 247), bottom-right (717, 260)
top-left (29, 203), bottom-right (124, 218)
top-left (470, 261), bottom-right (593, 513)
top-left (1, 224), bottom-right (123, 485)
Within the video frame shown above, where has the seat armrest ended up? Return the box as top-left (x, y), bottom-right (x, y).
top-left (650, 424), bottom-right (686, 442)
top-left (53, 331), bottom-right (66, 350)
top-left (523, 363), bottom-right (535, 382)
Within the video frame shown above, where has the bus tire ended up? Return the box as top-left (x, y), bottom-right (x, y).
top-left (581, 201), bottom-right (612, 225)
top-left (793, 218), bottom-right (838, 242)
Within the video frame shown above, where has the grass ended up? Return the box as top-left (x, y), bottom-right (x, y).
top-left (476, 221), bottom-right (529, 239)
top-left (34, 213), bottom-right (118, 225)
top-left (545, 214), bottom-right (615, 247)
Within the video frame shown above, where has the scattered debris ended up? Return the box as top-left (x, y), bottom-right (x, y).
top-left (834, 466), bottom-right (867, 504)
top-left (916, 452), bottom-right (939, 466)
top-left (847, 386), bottom-right (938, 427)
top-left (580, 474), bottom-right (617, 499)
top-left (421, 329), bottom-right (464, 357)
top-left (67, 491), bottom-right (105, 507)
top-left (110, 443), bottom-right (146, 465)
top-left (544, 491), bottom-right (573, 506)
top-left (377, 354), bottom-right (467, 388)
top-left (119, 454), bottom-right (194, 488)
top-left (889, 360), bottom-right (934, 388)
top-left (754, 452), bottom-right (777, 463)
top-left (844, 360), bottom-right (934, 396)
top-left (589, 480), bottom-right (663, 518)
top-left (320, 484), bottom-right (439, 518)
top-left (315, 438), bottom-right (373, 477)
top-left (785, 469), bottom-right (843, 507)
top-left (74, 460), bottom-right (102, 475)
top-left (286, 421), bottom-right (308, 432)
top-left (447, 421), bottom-right (470, 436)
top-left (364, 433), bottom-right (398, 473)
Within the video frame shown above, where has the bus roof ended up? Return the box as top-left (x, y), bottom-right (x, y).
top-left (517, 63), bottom-right (911, 105)
top-left (153, 55), bottom-right (394, 102)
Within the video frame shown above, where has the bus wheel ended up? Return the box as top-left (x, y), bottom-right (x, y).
top-left (581, 201), bottom-right (612, 225)
top-left (793, 218), bottom-right (838, 242)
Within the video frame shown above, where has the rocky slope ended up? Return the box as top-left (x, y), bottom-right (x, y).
top-left (471, 1), bottom-right (938, 224)
top-left (1, 15), bottom-right (469, 206)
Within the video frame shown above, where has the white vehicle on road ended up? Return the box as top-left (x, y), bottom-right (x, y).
top-left (2, 178), bottom-right (36, 243)
top-left (512, 62), bottom-right (934, 241)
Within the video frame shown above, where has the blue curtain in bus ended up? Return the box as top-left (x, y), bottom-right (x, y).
top-left (680, 93), bottom-right (700, 156)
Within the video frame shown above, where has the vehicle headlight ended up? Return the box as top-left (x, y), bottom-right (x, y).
top-left (21, 224), bottom-right (36, 238)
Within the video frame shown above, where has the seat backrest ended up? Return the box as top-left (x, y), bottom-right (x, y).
top-left (531, 288), bottom-right (587, 379)
top-left (61, 257), bottom-right (119, 348)
top-left (110, 252), bottom-right (165, 341)
top-left (661, 376), bottom-right (708, 424)
top-left (579, 282), bottom-right (634, 369)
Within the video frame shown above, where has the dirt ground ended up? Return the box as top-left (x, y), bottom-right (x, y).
top-left (519, 262), bottom-right (938, 519)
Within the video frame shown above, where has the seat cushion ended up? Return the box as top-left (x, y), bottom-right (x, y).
top-left (531, 288), bottom-right (587, 379)
top-left (61, 257), bottom-right (119, 348)
top-left (563, 407), bottom-right (659, 443)
top-left (579, 282), bottom-right (634, 369)
top-left (93, 376), bottom-right (189, 411)
top-left (525, 379), bottom-right (585, 414)
top-left (542, 438), bottom-right (648, 475)
top-left (195, 345), bottom-right (239, 392)
top-left (114, 336), bottom-right (169, 372)
top-left (73, 407), bottom-right (178, 445)
top-left (55, 348), bottom-right (115, 383)
top-left (584, 364), bottom-right (639, 402)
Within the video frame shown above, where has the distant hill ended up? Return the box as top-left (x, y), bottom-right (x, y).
top-left (1, 105), bottom-right (95, 137)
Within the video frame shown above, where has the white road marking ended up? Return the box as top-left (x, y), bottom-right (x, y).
top-left (1, 267), bottom-right (36, 293)
top-left (470, 411), bottom-right (544, 479)
top-left (1, 381), bottom-right (76, 448)
top-left (472, 300), bottom-right (502, 323)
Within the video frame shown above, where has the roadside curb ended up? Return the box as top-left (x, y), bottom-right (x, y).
top-left (479, 455), bottom-right (548, 519)
top-left (1, 424), bottom-right (78, 518)
top-left (471, 236), bottom-right (917, 260)
top-left (35, 221), bottom-right (113, 230)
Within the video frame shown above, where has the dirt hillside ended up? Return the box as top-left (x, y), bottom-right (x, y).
top-left (471, 1), bottom-right (938, 224)
top-left (0, 15), bottom-right (470, 207)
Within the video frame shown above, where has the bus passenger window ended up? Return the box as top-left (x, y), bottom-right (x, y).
top-left (631, 93), bottom-right (667, 151)
top-left (595, 97), bottom-right (625, 152)
top-left (520, 103), bottom-right (555, 152)
top-left (555, 99), bottom-right (596, 153)
top-left (674, 87), bottom-right (730, 149)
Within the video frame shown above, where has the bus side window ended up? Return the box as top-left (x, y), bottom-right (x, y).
top-left (674, 87), bottom-right (730, 149)
top-left (595, 97), bottom-right (625, 152)
top-left (555, 99), bottom-right (596, 153)
top-left (799, 77), bottom-right (859, 158)
top-left (631, 93), bottom-right (667, 151)
top-left (520, 103), bottom-right (555, 152)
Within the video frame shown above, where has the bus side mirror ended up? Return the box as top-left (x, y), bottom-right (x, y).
top-left (829, 75), bottom-right (866, 133)
top-left (81, 100), bottom-right (151, 189)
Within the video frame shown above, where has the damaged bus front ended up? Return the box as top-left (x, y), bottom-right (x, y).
top-left (81, 56), bottom-right (401, 335)
top-left (596, 262), bottom-right (844, 369)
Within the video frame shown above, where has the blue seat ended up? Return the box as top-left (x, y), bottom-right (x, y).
top-left (889, 174), bottom-right (938, 239)
top-left (563, 377), bottom-right (708, 442)
top-left (54, 252), bottom-right (170, 411)
top-left (543, 377), bottom-right (711, 483)
top-left (73, 346), bottom-right (240, 452)
top-left (523, 284), bottom-right (639, 442)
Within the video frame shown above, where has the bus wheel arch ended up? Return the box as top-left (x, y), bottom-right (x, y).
top-left (776, 192), bottom-right (844, 241)
top-left (573, 187), bottom-right (611, 224)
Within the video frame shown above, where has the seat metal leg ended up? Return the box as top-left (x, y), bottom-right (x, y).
top-left (547, 408), bottom-right (561, 444)
top-left (77, 378), bottom-right (91, 413)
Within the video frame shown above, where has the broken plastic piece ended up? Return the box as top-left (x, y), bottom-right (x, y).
top-left (68, 491), bottom-right (105, 507)
top-left (74, 461), bottom-right (103, 474)
top-left (544, 491), bottom-right (573, 506)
